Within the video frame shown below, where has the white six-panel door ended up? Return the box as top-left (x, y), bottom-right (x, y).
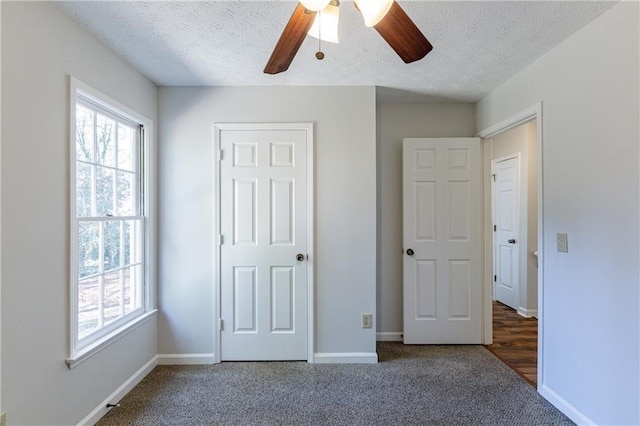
top-left (403, 138), bottom-right (482, 344)
top-left (493, 156), bottom-right (520, 310)
top-left (218, 125), bottom-right (310, 360)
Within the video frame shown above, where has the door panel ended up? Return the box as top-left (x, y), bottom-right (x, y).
top-left (234, 267), bottom-right (257, 332)
top-left (415, 260), bottom-right (437, 319)
top-left (449, 260), bottom-right (470, 319)
top-left (403, 138), bottom-right (482, 344)
top-left (271, 266), bottom-right (294, 332)
top-left (270, 179), bottom-right (294, 245)
top-left (220, 128), bottom-right (308, 360)
top-left (415, 182), bottom-right (437, 240)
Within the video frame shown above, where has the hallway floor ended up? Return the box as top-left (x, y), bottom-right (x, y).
top-left (485, 301), bottom-right (538, 386)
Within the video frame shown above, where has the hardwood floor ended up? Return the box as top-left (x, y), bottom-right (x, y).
top-left (485, 301), bottom-right (538, 386)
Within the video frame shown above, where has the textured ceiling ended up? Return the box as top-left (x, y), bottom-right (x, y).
top-left (54, 1), bottom-right (616, 103)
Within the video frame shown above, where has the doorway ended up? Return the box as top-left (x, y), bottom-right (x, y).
top-left (478, 107), bottom-right (542, 388)
top-left (490, 122), bottom-right (538, 318)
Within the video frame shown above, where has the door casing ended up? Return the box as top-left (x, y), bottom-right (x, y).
top-left (213, 122), bottom-right (315, 363)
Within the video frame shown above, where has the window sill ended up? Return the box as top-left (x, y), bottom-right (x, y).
top-left (66, 310), bottom-right (157, 369)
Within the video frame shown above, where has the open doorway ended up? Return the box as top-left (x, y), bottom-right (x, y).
top-left (483, 119), bottom-right (540, 386)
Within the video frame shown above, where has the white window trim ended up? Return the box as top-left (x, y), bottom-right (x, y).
top-left (67, 76), bottom-right (156, 369)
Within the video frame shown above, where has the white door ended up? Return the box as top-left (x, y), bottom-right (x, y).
top-left (493, 156), bottom-right (520, 310)
top-left (219, 125), bottom-right (310, 360)
top-left (403, 138), bottom-right (482, 344)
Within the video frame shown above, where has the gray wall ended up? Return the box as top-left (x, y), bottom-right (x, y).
top-left (158, 86), bottom-right (377, 358)
top-left (477, 2), bottom-right (639, 423)
top-left (376, 103), bottom-right (476, 335)
top-left (1, 2), bottom-right (158, 423)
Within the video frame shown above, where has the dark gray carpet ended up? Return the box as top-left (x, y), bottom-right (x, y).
top-left (98, 342), bottom-right (573, 425)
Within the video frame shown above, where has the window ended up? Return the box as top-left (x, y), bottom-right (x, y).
top-left (69, 79), bottom-right (153, 364)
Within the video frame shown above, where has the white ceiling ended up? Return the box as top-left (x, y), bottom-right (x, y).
top-left (54, 1), bottom-right (616, 103)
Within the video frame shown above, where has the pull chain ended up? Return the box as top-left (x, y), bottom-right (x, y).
top-left (315, 10), bottom-right (325, 60)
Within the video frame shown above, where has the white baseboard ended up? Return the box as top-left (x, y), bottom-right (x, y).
top-left (78, 355), bottom-right (158, 426)
top-left (314, 352), bottom-right (378, 364)
top-left (376, 332), bottom-right (403, 341)
top-left (517, 308), bottom-right (538, 318)
top-left (157, 353), bottom-right (216, 365)
top-left (539, 384), bottom-right (595, 426)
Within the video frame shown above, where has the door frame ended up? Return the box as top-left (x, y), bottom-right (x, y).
top-left (212, 122), bottom-right (315, 363)
top-left (477, 102), bottom-right (544, 388)
top-left (491, 153), bottom-right (524, 311)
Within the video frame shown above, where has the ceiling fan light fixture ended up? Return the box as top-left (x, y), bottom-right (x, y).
top-left (308, 1), bottom-right (340, 44)
top-left (299, 0), bottom-right (331, 12)
top-left (354, 0), bottom-right (394, 27)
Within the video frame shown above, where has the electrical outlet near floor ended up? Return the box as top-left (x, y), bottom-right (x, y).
top-left (362, 313), bottom-right (373, 329)
top-left (0, 411), bottom-right (7, 426)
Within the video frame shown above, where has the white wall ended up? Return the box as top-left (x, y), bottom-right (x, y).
top-left (477, 2), bottom-right (639, 424)
top-left (491, 121), bottom-right (538, 315)
top-left (158, 86), bottom-right (377, 358)
top-left (376, 104), bottom-right (476, 336)
top-left (1, 2), bottom-right (158, 424)
top-left (0, 2), bottom-right (3, 414)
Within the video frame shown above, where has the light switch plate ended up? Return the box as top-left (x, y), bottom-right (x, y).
top-left (557, 233), bottom-right (568, 253)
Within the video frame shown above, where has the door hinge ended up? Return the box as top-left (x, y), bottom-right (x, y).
top-left (493, 225), bottom-right (496, 232)
top-left (219, 149), bottom-right (224, 161)
top-left (218, 234), bottom-right (224, 245)
top-left (219, 318), bottom-right (224, 331)
top-left (494, 275), bottom-right (497, 282)
top-left (492, 174), bottom-right (496, 182)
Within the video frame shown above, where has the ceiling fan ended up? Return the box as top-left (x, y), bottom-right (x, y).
top-left (264, 0), bottom-right (433, 75)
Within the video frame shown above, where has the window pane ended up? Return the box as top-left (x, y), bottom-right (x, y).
top-left (124, 221), bottom-right (131, 265)
top-left (96, 114), bottom-right (116, 167)
top-left (75, 105), bottom-right (94, 162)
top-left (124, 265), bottom-right (142, 314)
top-left (117, 171), bottom-right (134, 216)
top-left (103, 221), bottom-right (121, 272)
top-left (78, 276), bottom-right (100, 339)
top-left (118, 125), bottom-right (134, 171)
top-left (76, 163), bottom-right (93, 217)
top-left (96, 166), bottom-right (115, 216)
top-left (124, 220), bottom-right (143, 265)
top-left (78, 222), bottom-right (100, 278)
top-left (103, 270), bottom-right (122, 325)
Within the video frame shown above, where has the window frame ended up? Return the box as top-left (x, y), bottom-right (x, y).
top-left (68, 77), bottom-right (155, 368)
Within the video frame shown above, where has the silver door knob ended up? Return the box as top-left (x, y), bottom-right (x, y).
top-left (508, 239), bottom-right (516, 244)
top-left (296, 253), bottom-right (305, 261)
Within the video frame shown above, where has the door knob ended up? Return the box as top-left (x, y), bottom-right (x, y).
top-left (406, 248), bottom-right (415, 256)
top-left (508, 239), bottom-right (516, 244)
top-left (296, 253), bottom-right (305, 262)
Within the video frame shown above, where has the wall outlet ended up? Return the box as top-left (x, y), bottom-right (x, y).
top-left (557, 232), bottom-right (568, 253)
top-left (362, 313), bottom-right (373, 329)
top-left (0, 411), bottom-right (7, 426)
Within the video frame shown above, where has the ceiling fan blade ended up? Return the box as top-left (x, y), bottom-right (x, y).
top-left (264, 4), bottom-right (317, 74)
top-left (373, 1), bottom-right (433, 64)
